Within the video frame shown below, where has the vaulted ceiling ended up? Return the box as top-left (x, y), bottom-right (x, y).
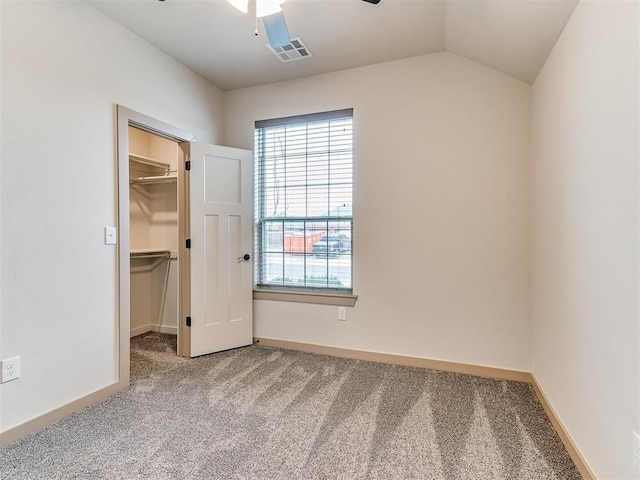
top-left (88, 0), bottom-right (578, 91)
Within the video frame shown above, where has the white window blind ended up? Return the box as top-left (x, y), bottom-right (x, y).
top-left (254, 109), bottom-right (353, 292)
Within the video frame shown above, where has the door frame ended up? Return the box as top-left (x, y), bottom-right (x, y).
top-left (116, 106), bottom-right (195, 386)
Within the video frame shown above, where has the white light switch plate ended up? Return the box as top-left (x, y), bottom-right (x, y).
top-left (104, 226), bottom-right (117, 245)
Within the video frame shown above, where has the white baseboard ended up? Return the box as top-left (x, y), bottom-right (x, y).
top-left (255, 337), bottom-right (531, 382)
top-left (154, 325), bottom-right (177, 335)
top-left (0, 381), bottom-right (127, 447)
top-left (130, 325), bottom-right (153, 337)
top-left (255, 336), bottom-right (595, 479)
top-left (130, 324), bottom-right (177, 337)
top-left (530, 374), bottom-right (596, 480)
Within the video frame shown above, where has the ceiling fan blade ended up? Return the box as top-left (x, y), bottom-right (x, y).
top-left (256, 0), bottom-right (285, 18)
top-left (361, 0), bottom-right (381, 4)
top-left (262, 11), bottom-right (290, 49)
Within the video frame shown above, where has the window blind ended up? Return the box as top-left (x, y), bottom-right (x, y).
top-left (254, 109), bottom-right (353, 292)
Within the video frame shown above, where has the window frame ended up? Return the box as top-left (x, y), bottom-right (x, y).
top-left (253, 109), bottom-right (357, 306)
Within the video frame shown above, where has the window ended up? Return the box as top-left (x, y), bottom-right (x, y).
top-left (255, 109), bottom-right (353, 294)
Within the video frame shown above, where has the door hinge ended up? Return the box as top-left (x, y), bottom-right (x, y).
top-left (186, 316), bottom-right (191, 327)
top-left (186, 239), bottom-right (191, 249)
top-left (185, 160), bottom-right (191, 171)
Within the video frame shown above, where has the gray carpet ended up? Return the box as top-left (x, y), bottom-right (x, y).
top-left (0, 333), bottom-right (581, 479)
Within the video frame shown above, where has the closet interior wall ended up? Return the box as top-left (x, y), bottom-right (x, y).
top-left (129, 127), bottom-right (179, 337)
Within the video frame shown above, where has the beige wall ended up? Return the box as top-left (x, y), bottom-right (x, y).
top-left (224, 52), bottom-right (532, 371)
top-left (6, 4), bottom-right (635, 476)
top-left (0, 0), bottom-right (223, 433)
top-left (531, 1), bottom-right (639, 478)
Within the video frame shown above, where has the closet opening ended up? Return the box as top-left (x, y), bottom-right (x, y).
top-left (117, 105), bottom-right (253, 384)
top-left (117, 106), bottom-right (195, 386)
top-left (128, 127), bottom-right (180, 349)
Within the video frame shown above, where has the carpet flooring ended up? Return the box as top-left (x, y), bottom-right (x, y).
top-left (1, 333), bottom-right (581, 479)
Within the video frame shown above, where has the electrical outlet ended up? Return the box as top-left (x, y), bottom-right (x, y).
top-left (1, 356), bottom-right (20, 383)
top-left (338, 307), bottom-right (347, 321)
top-left (634, 431), bottom-right (640, 473)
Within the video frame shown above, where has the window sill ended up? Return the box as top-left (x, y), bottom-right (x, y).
top-left (253, 289), bottom-right (358, 307)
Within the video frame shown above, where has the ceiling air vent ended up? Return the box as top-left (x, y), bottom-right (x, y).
top-left (268, 37), bottom-right (312, 63)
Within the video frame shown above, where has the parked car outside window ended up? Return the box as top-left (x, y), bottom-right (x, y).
top-left (312, 234), bottom-right (351, 257)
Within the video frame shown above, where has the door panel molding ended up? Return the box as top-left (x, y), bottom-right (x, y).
top-left (187, 143), bottom-right (253, 357)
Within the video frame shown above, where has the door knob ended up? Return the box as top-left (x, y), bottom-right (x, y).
top-left (238, 254), bottom-right (251, 262)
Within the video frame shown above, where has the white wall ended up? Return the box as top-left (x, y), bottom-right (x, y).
top-left (531, 1), bottom-right (639, 478)
top-left (224, 52), bottom-right (532, 371)
top-left (0, 0), bottom-right (223, 433)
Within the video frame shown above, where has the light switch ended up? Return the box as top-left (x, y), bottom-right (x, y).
top-left (104, 227), bottom-right (117, 245)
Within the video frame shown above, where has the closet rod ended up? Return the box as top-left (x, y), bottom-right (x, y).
top-left (130, 251), bottom-right (172, 260)
top-left (130, 175), bottom-right (177, 185)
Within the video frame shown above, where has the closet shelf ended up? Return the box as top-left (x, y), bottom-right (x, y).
top-left (129, 153), bottom-right (171, 171)
top-left (130, 249), bottom-right (176, 260)
top-left (130, 175), bottom-right (177, 185)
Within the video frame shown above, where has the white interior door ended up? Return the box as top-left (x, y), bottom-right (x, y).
top-left (187, 142), bottom-right (253, 357)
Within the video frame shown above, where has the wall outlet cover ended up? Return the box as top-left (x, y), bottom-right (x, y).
top-left (1, 356), bottom-right (21, 383)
